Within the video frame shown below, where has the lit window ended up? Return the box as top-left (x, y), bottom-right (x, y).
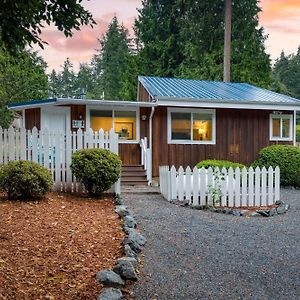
top-left (90, 109), bottom-right (138, 141)
top-left (270, 114), bottom-right (293, 141)
top-left (90, 110), bottom-right (112, 132)
top-left (168, 108), bottom-right (215, 144)
top-left (114, 111), bottom-right (136, 140)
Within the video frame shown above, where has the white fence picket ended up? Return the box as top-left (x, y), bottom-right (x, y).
top-left (159, 165), bottom-right (281, 208)
top-left (192, 166), bottom-right (199, 206)
top-left (178, 166), bottom-right (184, 201)
top-left (185, 166), bottom-right (192, 203)
top-left (261, 167), bottom-right (267, 206)
top-left (268, 166), bottom-right (274, 205)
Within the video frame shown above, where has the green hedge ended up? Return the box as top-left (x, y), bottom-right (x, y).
top-left (252, 145), bottom-right (300, 187)
top-left (196, 159), bottom-right (245, 170)
top-left (70, 148), bottom-right (122, 196)
top-left (296, 125), bottom-right (300, 142)
top-left (0, 160), bottom-right (53, 199)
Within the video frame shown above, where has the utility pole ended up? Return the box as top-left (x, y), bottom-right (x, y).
top-left (224, 0), bottom-right (232, 82)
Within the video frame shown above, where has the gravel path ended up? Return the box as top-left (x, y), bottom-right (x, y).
top-left (123, 189), bottom-right (300, 300)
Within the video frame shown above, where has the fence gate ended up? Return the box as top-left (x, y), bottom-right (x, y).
top-left (0, 127), bottom-right (120, 194)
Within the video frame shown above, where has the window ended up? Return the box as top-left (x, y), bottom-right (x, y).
top-left (270, 114), bottom-right (293, 141)
top-left (90, 109), bottom-right (138, 142)
top-left (168, 108), bottom-right (216, 144)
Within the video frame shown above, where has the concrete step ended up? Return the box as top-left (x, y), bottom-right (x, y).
top-left (121, 170), bottom-right (146, 177)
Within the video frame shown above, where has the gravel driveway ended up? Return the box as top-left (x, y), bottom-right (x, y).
top-left (123, 189), bottom-right (300, 300)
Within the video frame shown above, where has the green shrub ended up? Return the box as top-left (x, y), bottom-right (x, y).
top-left (252, 145), bottom-right (300, 187)
top-left (296, 125), bottom-right (300, 142)
top-left (70, 148), bottom-right (122, 196)
top-left (196, 159), bottom-right (246, 170)
top-left (0, 160), bottom-right (53, 199)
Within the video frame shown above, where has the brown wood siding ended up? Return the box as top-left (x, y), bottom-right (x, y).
top-left (151, 107), bottom-right (292, 177)
top-left (138, 83), bottom-right (152, 102)
top-left (25, 108), bottom-right (40, 130)
top-left (119, 144), bottom-right (141, 165)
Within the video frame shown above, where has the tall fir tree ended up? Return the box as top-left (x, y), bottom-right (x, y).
top-left (132, 0), bottom-right (272, 87)
top-left (273, 47), bottom-right (300, 99)
top-left (93, 16), bottom-right (131, 100)
top-left (60, 58), bottom-right (76, 97)
top-left (74, 62), bottom-right (95, 98)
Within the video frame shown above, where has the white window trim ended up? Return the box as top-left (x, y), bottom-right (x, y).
top-left (86, 105), bottom-right (140, 144)
top-left (167, 107), bottom-right (216, 145)
top-left (269, 113), bottom-right (293, 141)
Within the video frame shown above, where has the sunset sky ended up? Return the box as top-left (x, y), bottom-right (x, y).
top-left (37, 0), bottom-right (300, 72)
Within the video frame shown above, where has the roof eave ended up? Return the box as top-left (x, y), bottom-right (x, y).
top-left (156, 97), bottom-right (300, 111)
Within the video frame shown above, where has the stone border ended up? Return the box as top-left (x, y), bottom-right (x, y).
top-left (171, 199), bottom-right (290, 218)
top-left (96, 194), bottom-right (147, 300)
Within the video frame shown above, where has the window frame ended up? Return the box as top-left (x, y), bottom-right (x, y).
top-left (269, 113), bottom-right (293, 141)
top-left (87, 105), bottom-right (140, 144)
top-left (167, 107), bottom-right (216, 145)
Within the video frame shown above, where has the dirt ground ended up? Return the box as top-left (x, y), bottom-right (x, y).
top-left (0, 192), bottom-right (124, 300)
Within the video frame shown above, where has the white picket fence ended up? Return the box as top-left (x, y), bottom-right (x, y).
top-left (0, 126), bottom-right (120, 194)
top-left (159, 166), bottom-right (280, 207)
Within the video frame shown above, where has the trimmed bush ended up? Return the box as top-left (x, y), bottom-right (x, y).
top-left (70, 148), bottom-right (122, 196)
top-left (0, 160), bottom-right (53, 199)
top-left (296, 125), bottom-right (300, 142)
top-left (252, 145), bottom-right (300, 187)
top-left (196, 159), bottom-right (245, 170)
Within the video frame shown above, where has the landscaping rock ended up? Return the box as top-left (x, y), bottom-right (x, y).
top-left (124, 244), bottom-right (137, 258)
top-left (115, 205), bottom-right (131, 218)
top-left (250, 212), bottom-right (260, 217)
top-left (116, 256), bottom-right (137, 268)
top-left (232, 210), bottom-right (241, 217)
top-left (123, 229), bottom-right (147, 253)
top-left (113, 261), bottom-right (138, 281)
top-left (257, 210), bottom-right (270, 217)
top-left (277, 206), bottom-right (287, 214)
top-left (284, 203), bottom-right (290, 211)
top-left (222, 208), bottom-right (233, 214)
top-left (98, 288), bottom-right (123, 300)
top-left (124, 215), bottom-right (137, 228)
top-left (114, 195), bottom-right (123, 206)
top-left (275, 200), bottom-right (285, 205)
top-left (269, 208), bottom-right (276, 216)
top-left (96, 270), bottom-right (125, 288)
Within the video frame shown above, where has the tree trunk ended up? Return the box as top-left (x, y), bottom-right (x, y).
top-left (224, 0), bottom-right (232, 82)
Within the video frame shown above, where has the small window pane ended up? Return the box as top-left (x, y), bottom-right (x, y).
top-left (114, 111), bottom-right (136, 140)
top-left (90, 110), bottom-right (112, 132)
top-left (171, 112), bottom-right (191, 140)
top-left (282, 118), bottom-right (290, 138)
top-left (193, 113), bottom-right (213, 141)
top-left (272, 118), bottom-right (280, 137)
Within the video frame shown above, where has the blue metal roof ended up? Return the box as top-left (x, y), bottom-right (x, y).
top-left (8, 98), bottom-right (57, 109)
top-left (138, 76), bottom-right (300, 105)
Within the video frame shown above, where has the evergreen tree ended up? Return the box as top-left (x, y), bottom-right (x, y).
top-left (133, 0), bottom-right (272, 87)
top-left (60, 58), bottom-right (76, 97)
top-left (48, 69), bottom-right (61, 97)
top-left (93, 16), bottom-right (131, 100)
top-left (0, 47), bottom-right (48, 127)
top-left (74, 62), bottom-right (95, 98)
top-left (273, 47), bottom-right (300, 99)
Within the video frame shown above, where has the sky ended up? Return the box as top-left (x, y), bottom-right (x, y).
top-left (37, 0), bottom-right (300, 72)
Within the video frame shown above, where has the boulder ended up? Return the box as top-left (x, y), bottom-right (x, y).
top-left (116, 256), bottom-right (137, 268)
top-left (98, 288), bottom-right (123, 300)
top-left (124, 215), bottom-right (137, 228)
top-left (276, 206), bottom-right (286, 214)
top-left (96, 270), bottom-right (124, 288)
top-left (124, 244), bottom-right (137, 258)
top-left (232, 210), bottom-right (241, 217)
top-left (113, 261), bottom-right (138, 281)
top-left (257, 210), bottom-right (270, 217)
top-left (115, 205), bottom-right (131, 218)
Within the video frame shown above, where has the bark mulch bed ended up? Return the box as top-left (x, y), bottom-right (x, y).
top-left (0, 192), bottom-right (124, 300)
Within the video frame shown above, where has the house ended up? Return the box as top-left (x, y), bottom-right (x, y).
top-left (8, 76), bottom-right (300, 184)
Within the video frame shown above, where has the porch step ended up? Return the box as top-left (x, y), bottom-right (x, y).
top-left (121, 165), bottom-right (148, 186)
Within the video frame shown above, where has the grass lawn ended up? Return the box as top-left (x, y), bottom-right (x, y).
top-left (0, 192), bottom-right (124, 300)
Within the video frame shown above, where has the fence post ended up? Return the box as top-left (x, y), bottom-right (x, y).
top-left (261, 167), bottom-right (267, 206)
top-left (275, 166), bottom-right (280, 202)
top-left (234, 167), bottom-right (240, 207)
top-left (267, 166), bottom-right (274, 205)
top-left (248, 167), bottom-right (254, 206)
top-left (170, 166), bottom-right (177, 201)
top-left (254, 166), bottom-right (261, 206)
top-left (192, 166), bottom-right (199, 206)
top-left (227, 167), bottom-right (234, 207)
